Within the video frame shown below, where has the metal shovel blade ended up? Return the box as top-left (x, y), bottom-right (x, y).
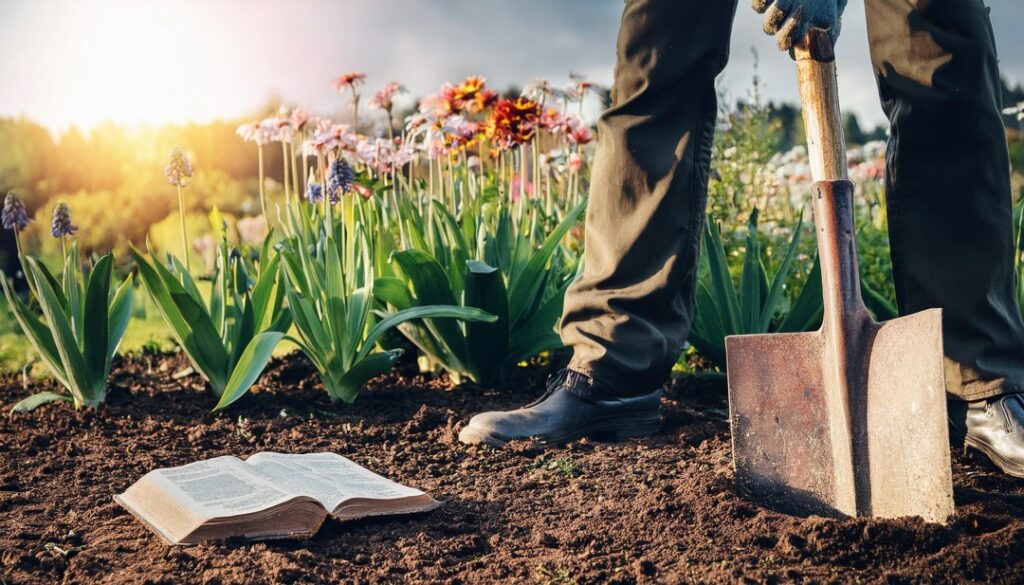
top-left (724, 30), bottom-right (954, 524)
top-left (726, 308), bottom-right (954, 524)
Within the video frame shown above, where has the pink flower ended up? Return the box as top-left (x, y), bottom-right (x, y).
top-left (568, 152), bottom-right (583, 172)
top-left (351, 183), bottom-right (373, 200)
top-left (331, 72), bottom-right (367, 92)
top-left (290, 107), bottom-right (314, 130)
top-left (565, 116), bottom-right (593, 145)
top-left (236, 120), bottom-right (275, 146)
top-left (540, 109), bottom-right (569, 134)
top-left (509, 174), bottom-right (535, 202)
top-left (272, 117), bottom-right (297, 143)
top-left (568, 125), bottom-right (593, 145)
top-left (370, 81), bottom-right (406, 111)
top-left (315, 117), bottom-right (334, 135)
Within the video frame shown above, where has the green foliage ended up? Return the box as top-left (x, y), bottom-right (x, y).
top-left (709, 72), bottom-right (782, 221)
top-left (130, 224), bottom-right (291, 410)
top-left (689, 210), bottom-right (823, 368)
top-left (381, 195), bottom-right (585, 386)
top-left (1, 243), bottom-right (132, 409)
top-left (279, 195), bottom-right (495, 403)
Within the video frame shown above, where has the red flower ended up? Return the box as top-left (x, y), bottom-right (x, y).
top-left (485, 97), bottom-right (540, 149)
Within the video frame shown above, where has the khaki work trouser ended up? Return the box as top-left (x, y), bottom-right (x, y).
top-left (560, 0), bottom-right (1024, 402)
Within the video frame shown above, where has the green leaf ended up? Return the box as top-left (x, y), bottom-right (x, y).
top-left (861, 277), bottom-right (898, 321)
top-left (758, 211), bottom-right (805, 331)
top-left (250, 250), bottom-right (282, 331)
top-left (434, 203), bottom-right (470, 296)
top-left (169, 288), bottom-right (231, 393)
top-left (507, 198), bottom-right (585, 326)
top-left (373, 277), bottom-right (414, 309)
top-left (10, 391), bottom-right (72, 413)
top-left (63, 242), bottom-right (84, 342)
top-left (739, 218), bottom-right (762, 334)
top-left (508, 287), bottom-right (567, 364)
top-left (391, 248), bottom-right (468, 365)
top-left (326, 350), bottom-right (403, 403)
top-left (704, 220), bottom-right (742, 334)
top-left (464, 260), bottom-right (510, 385)
top-left (82, 253), bottom-right (112, 389)
top-left (209, 206), bottom-right (228, 242)
top-left (777, 258), bottom-right (824, 333)
top-left (131, 247), bottom-right (230, 393)
top-left (27, 258), bottom-right (92, 405)
top-left (688, 282), bottom-right (729, 368)
top-left (282, 281), bottom-right (331, 359)
top-left (212, 331), bottom-right (285, 411)
top-left (170, 254), bottom-right (207, 309)
top-left (357, 305), bottom-right (496, 362)
top-left (27, 257), bottom-right (69, 317)
top-left (345, 286), bottom-right (373, 366)
top-left (0, 272), bottom-right (69, 389)
top-left (688, 331), bottom-right (727, 369)
top-left (227, 292), bottom-right (257, 369)
top-left (108, 275), bottom-right (134, 362)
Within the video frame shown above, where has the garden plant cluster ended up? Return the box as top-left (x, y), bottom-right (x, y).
top-left (3, 71), bottom-right (1019, 416)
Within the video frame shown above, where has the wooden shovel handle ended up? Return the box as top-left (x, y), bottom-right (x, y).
top-left (795, 29), bottom-right (867, 322)
top-left (794, 29), bottom-right (848, 182)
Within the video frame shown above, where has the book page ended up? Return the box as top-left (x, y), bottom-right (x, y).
top-left (146, 455), bottom-right (299, 519)
top-left (245, 452), bottom-right (426, 512)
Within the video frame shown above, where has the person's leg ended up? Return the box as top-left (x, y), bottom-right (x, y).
top-left (865, 0), bottom-right (1024, 476)
top-left (460, 0), bottom-right (738, 447)
top-left (560, 0), bottom-right (739, 397)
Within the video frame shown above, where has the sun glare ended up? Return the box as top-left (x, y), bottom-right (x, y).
top-left (21, 1), bottom-right (249, 130)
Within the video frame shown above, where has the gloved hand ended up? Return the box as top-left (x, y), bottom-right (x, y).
top-left (752, 0), bottom-right (848, 51)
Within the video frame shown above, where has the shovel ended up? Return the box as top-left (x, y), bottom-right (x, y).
top-left (724, 29), bottom-right (954, 523)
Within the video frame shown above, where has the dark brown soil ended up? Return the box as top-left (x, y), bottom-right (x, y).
top-left (1, 352), bottom-right (1022, 584)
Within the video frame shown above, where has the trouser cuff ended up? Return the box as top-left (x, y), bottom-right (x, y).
top-left (563, 361), bottom-right (662, 399)
top-left (945, 357), bottom-right (1024, 402)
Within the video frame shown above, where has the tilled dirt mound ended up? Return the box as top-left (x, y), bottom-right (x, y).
top-left (0, 352), bottom-right (1022, 584)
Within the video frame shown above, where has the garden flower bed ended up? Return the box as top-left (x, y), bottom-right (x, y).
top-left (1, 353), bottom-right (1022, 584)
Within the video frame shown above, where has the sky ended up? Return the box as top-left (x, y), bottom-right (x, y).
top-left (0, 0), bottom-right (1022, 133)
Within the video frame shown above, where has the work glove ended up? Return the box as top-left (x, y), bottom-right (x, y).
top-left (752, 0), bottom-right (848, 51)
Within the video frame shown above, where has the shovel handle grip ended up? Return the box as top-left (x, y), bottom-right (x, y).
top-left (794, 29), bottom-right (848, 182)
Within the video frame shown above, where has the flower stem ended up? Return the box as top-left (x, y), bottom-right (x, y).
top-left (281, 141), bottom-right (293, 228)
top-left (257, 145), bottom-right (268, 223)
top-left (351, 88), bottom-right (360, 130)
top-left (290, 141), bottom-right (301, 205)
top-left (176, 184), bottom-right (190, 273)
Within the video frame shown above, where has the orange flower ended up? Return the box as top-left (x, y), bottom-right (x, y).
top-left (454, 75), bottom-right (485, 102)
top-left (468, 88), bottom-right (499, 113)
top-left (485, 97), bottom-right (540, 149)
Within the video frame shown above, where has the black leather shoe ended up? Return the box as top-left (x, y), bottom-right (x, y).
top-left (458, 374), bottom-right (661, 448)
top-left (949, 393), bottom-right (1024, 478)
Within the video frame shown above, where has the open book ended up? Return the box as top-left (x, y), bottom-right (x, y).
top-left (114, 452), bottom-right (440, 545)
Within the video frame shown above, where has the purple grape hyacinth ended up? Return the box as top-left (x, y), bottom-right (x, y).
top-left (305, 181), bottom-right (324, 204)
top-left (327, 158), bottom-right (355, 203)
top-left (164, 147), bottom-right (194, 188)
top-left (50, 202), bottom-right (77, 238)
top-left (2, 192), bottom-right (30, 232)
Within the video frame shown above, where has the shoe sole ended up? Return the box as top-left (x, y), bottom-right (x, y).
top-left (458, 411), bottom-right (662, 449)
top-left (949, 428), bottom-right (1024, 479)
